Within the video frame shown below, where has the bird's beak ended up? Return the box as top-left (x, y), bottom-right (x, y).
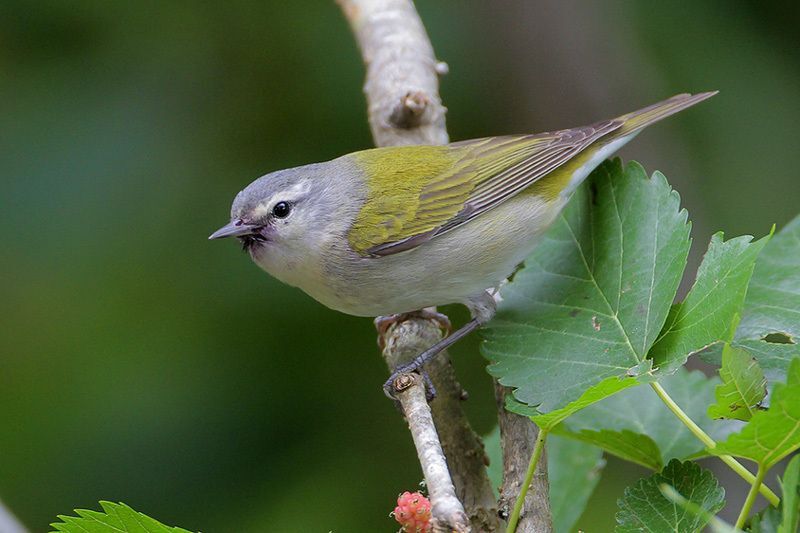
top-left (208, 220), bottom-right (259, 240)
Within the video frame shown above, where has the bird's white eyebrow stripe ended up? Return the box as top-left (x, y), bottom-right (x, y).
top-left (252, 182), bottom-right (310, 217)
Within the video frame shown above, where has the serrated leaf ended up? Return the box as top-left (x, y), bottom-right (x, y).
top-left (659, 484), bottom-right (740, 533)
top-left (561, 368), bottom-right (739, 466)
top-left (707, 343), bottom-right (767, 421)
top-left (50, 501), bottom-right (194, 533)
top-left (711, 358), bottom-right (800, 469)
top-left (649, 232), bottom-right (770, 373)
top-left (703, 216), bottom-right (800, 389)
top-left (615, 459), bottom-right (725, 532)
top-left (751, 506), bottom-right (782, 533)
top-left (556, 428), bottom-right (663, 470)
top-left (737, 214), bottom-right (800, 342)
top-left (547, 434), bottom-right (605, 533)
top-left (483, 159), bottom-right (691, 412)
top-left (700, 340), bottom-right (800, 393)
top-left (778, 453), bottom-right (800, 533)
top-left (482, 428), bottom-right (604, 533)
top-left (529, 376), bottom-right (639, 431)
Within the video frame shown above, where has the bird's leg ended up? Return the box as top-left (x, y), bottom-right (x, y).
top-left (382, 291), bottom-right (497, 400)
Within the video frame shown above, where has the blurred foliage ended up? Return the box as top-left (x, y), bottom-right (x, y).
top-left (0, 1), bottom-right (798, 531)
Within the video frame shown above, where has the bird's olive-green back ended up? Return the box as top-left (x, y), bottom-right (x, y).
top-left (346, 130), bottom-right (613, 256)
top-left (345, 92), bottom-right (716, 257)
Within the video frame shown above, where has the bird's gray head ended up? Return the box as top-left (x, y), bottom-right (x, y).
top-left (209, 158), bottom-right (363, 271)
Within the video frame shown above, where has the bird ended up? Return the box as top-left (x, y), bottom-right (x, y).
top-left (209, 92), bottom-right (716, 397)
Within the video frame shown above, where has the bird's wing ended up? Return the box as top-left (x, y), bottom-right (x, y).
top-left (347, 120), bottom-right (621, 257)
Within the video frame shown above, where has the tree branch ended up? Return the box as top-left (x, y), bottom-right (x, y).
top-left (338, 1), bottom-right (500, 530)
top-left (495, 385), bottom-right (553, 532)
top-left (337, 0), bottom-right (448, 147)
top-left (393, 372), bottom-right (470, 532)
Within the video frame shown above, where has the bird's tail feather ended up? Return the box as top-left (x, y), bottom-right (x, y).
top-left (616, 91), bottom-right (717, 137)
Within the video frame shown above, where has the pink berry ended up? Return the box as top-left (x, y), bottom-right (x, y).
top-left (392, 491), bottom-right (432, 532)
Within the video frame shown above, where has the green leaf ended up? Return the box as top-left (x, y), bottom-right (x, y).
top-left (547, 434), bottom-right (605, 533)
top-left (751, 506), bottom-right (782, 533)
top-left (711, 358), bottom-right (800, 469)
top-left (658, 484), bottom-right (740, 533)
top-left (615, 459), bottom-right (725, 532)
top-left (707, 343), bottom-right (767, 421)
top-left (528, 376), bottom-right (639, 431)
top-left (700, 340), bottom-right (800, 392)
top-left (557, 428), bottom-right (663, 470)
top-left (561, 368), bottom-right (739, 466)
top-left (483, 159), bottom-right (691, 412)
top-left (737, 214), bottom-right (800, 342)
top-left (779, 453), bottom-right (800, 533)
top-left (649, 232), bottom-right (770, 373)
top-left (701, 216), bottom-right (800, 389)
top-left (482, 428), bottom-right (604, 533)
top-left (51, 501), bottom-right (194, 533)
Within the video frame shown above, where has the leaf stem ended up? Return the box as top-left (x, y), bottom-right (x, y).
top-left (735, 464), bottom-right (766, 529)
top-left (648, 382), bottom-right (779, 506)
top-left (506, 428), bottom-right (548, 533)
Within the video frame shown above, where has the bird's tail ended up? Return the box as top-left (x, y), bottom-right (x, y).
top-left (615, 91), bottom-right (718, 137)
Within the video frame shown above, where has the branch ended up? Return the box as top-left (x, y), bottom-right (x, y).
top-left (338, 1), bottom-right (500, 530)
top-left (337, 0), bottom-right (448, 147)
top-left (495, 385), bottom-right (553, 532)
top-left (382, 315), bottom-right (500, 531)
top-left (394, 372), bottom-right (470, 532)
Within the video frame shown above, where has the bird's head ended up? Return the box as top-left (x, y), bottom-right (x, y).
top-left (209, 159), bottom-right (363, 272)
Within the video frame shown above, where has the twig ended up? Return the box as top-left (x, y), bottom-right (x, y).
top-left (394, 372), bottom-right (470, 532)
top-left (650, 382), bottom-right (779, 505)
top-left (339, 0), bottom-right (500, 530)
top-left (337, 0), bottom-right (448, 147)
top-left (495, 385), bottom-right (553, 532)
top-left (382, 315), bottom-right (501, 531)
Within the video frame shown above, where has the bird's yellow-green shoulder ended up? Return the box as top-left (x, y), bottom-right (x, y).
top-left (347, 145), bottom-right (473, 255)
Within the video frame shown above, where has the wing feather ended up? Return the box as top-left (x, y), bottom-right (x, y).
top-left (357, 120), bottom-right (620, 256)
top-left (348, 92), bottom-right (716, 257)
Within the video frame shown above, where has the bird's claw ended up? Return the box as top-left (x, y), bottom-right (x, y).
top-left (374, 309), bottom-right (452, 350)
top-left (383, 367), bottom-right (437, 402)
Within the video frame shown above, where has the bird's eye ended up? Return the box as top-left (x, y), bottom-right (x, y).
top-left (272, 201), bottom-right (291, 218)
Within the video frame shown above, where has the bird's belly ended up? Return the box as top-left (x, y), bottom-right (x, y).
top-left (315, 194), bottom-right (565, 317)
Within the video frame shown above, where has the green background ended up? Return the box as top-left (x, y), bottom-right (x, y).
top-left (1, 1), bottom-right (798, 531)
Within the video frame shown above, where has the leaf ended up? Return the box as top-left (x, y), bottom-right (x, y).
top-left (779, 453), bottom-right (800, 533)
top-left (649, 232), bottom-right (770, 373)
top-left (560, 368), bottom-right (740, 466)
top-left (51, 501), bottom-right (194, 533)
top-left (701, 216), bottom-right (800, 389)
top-left (615, 459), bottom-right (725, 533)
top-left (547, 434), bottom-right (605, 533)
top-left (711, 358), bottom-right (800, 469)
top-left (482, 428), bottom-right (604, 533)
top-left (483, 159), bottom-right (691, 412)
top-left (700, 340), bottom-right (800, 393)
top-left (737, 214), bottom-right (800, 342)
top-left (707, 343), bottom-right (767, 421)
top-left (557, 428), bottom-right (663, 470)
top-left (528, 376), bottom-right (639, 431)
top-left (658, 484), bottom-right (740, 533)
top-left (751, 506), bottom-right (782, 533)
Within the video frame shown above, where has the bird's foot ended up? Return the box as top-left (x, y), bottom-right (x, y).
top-left (374, 309), bottom-right (452, 350)
top-left (383, 365), bottom-right (437, 402)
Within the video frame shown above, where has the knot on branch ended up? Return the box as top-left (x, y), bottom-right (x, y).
top-left (390, 90), bottom-right (431, 129)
